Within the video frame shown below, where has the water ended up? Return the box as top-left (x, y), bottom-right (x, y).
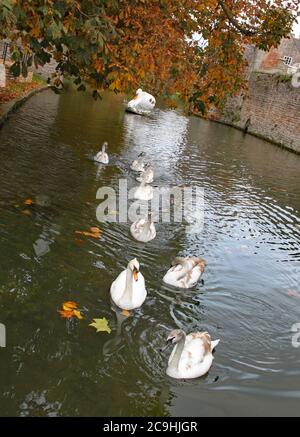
top-left (0, 90), bottom-right (300, 417)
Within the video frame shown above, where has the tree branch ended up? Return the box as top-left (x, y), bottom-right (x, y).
top-left (218, 1), bottom-right (257, 36)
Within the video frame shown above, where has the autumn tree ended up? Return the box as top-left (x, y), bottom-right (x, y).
top-left (0, 0), bottom-right (299, 113)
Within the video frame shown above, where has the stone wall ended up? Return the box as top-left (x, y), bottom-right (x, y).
top-left (0, 64), bottom-right (5, 87)
top-left (218, 72), bottom-right (300, 154)
top-left (33, 58), bottom-right (57, 81)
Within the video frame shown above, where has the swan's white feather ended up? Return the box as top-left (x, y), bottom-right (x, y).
top-left (110, 269), bottom-right (147, 310)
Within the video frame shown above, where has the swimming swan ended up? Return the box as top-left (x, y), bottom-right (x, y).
top-left (136, 164), bottom-right (154, 184)
top-left (94, 142), bottom-right (109, 164)
top-left (110, 258), bottom-right (147, 310)
top-left (163, 257), bottom-right (206, 289)
top-left (134, 180), bottom-right (154, 201)
top-left (130, 215), bottom-right (156, 242)
top-left (127, 89), bottom-right (156, 114)
top-left (166, 329), bottom-right (220, 379)
top-left (131, 152), bottom-right (146, 172)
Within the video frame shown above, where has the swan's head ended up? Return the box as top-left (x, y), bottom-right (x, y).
top-left (102, 142), bottom-right (108, 150)
top-left (167, 329), bottom-right (185, 344)
top-left (136, 88), bottom-right (143, 96)
top-left (127, 258), bottom-right (140, 281)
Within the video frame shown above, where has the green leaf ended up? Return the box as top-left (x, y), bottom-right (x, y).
top-left (10, 62), bottom-right (20, 77)
top-left (89, 318), bottom-right (111, 334)
top-left (77, 84), bottom-right (86, 92)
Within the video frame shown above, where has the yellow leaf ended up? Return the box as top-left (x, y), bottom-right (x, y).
top-left (89, 318), bottom-right (111, 333)
top-left (73, 310), bottom-right (83, 320)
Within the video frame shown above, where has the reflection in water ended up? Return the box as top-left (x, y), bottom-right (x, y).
top-left (0, 90), bottom-right (299, 417)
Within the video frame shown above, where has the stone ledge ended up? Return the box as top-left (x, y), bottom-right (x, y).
top-left (199, 115), bottom-right (300, 156)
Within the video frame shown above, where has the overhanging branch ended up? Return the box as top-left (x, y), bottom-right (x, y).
top-left (218, 1), bottom-right (257, 36)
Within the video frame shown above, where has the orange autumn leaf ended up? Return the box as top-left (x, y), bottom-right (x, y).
top-left (89, 227), bottom-right (101, 234)
top-left (75, 227), bottom-right (102, 239)
top-left (59, 309), bottom-right (74, 319)
top-left (24, 199), bottom-right (34, 206)
top-left (59, 302), bottom-right (83, 320)
top-left (73, 310), bottom-right (84, 320)
top-left (63, 301), bottom-right (78, 311)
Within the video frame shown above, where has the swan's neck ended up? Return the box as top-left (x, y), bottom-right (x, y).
top-left (121, 268), bottom-right (134, 302)
top-left (169, 334), bottom-right (186, 371)
top-left (102, 144), bottom-right (106, 152)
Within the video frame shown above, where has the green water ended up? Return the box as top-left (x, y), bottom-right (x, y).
top-left (0, 90), bottom-right (300, 417)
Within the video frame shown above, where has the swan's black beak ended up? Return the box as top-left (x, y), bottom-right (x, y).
top-left (160, 343), bottom-right (170, 353)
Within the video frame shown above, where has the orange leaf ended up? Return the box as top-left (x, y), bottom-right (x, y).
top-left (24, 199), bottom-right (34, 206)
top-left (73, 309), bottom-right (83, 320)
top-left (90, 227), bottom-right (101, 234)
top-left (63, 301), bottom-right (78, 311)
top-left (59, 310), bottom-right (74, 319)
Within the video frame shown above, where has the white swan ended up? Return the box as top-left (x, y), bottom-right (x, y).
top-left (131, 152), bottom-right (146, 172)
top-left (134, 180), bottom-right (153, 201)
top-left (94, 142), bottom-right (109, 164)
top-left (166, 329), bottom-right (220, 379)
top-left (130, 215), bottom-right (156, 242)
top-left (110, 258), bottom-right (147, 310)
top-left (163, 257), bottom-right (206, 289)
top-left (136, 164), bottom-right (154, 184)
top-left (127, 89), bottom-right (156, 114)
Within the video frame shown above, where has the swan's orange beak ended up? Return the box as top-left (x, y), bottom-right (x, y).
top-left (133, 268), bottom-right (139, 282)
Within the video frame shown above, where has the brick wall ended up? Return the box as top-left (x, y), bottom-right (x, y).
top-left (218, 72), bottom-right (300, 154)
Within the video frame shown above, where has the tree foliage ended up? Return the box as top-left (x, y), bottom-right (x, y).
top-left (0, 0), bottom-right (299, 113)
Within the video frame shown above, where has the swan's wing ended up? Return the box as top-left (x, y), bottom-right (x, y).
top-left (180, 336), bottom-right (206, 369)
top-left (110, 270), bottom-right (127, 302)
top-left (132, 218), bottom-right (146, 234)
top-left (131, 272), bottom-right (147, 307)
top-left (95, 151), bottom-right (102, 160)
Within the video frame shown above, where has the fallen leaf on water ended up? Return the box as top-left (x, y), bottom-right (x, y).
top-left (89, 318), bottom-right (111, 333)
top-left (121, 309), bottom-right (131, 317)
top-left (89, 226), bottom-right (101, 234)
top-left (24, 199), bottom-right (34, 206)
top-left (75, 226), bottom-right (102, 239)
top-left (59, 301), bottom-right (83, 320)
top-left (63, 301), bottom-right (78, 311)
top-left (73, 309), bottom-right (84, 320)
top-left (59, 309), bottom-right (74, 319)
